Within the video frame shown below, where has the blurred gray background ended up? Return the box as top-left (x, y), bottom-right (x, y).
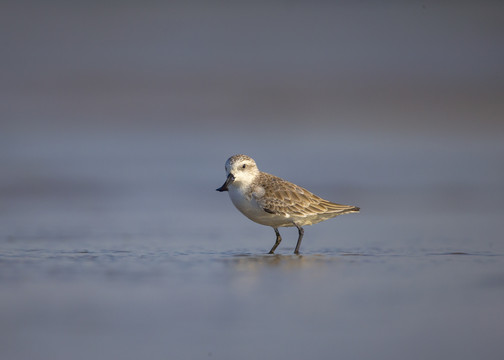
top-left (1, 1), bottom-right (504, 360)
top-left (2, 0), bottom-right (503, 233)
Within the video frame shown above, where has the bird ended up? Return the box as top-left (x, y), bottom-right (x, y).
top-left (216, 154), bottom-right (359, 254)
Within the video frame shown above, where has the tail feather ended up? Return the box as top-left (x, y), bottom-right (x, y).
top-left (322, 201), bottom-right (360, 214)
top-left (339, 205), bottom-right (359, 214)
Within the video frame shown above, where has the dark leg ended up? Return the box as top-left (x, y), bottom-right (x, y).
top-left (268, 227), bottom-right (282, 254)
top-left (294, 223), bottom-right (304, 254)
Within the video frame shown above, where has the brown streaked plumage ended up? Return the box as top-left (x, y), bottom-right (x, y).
top-left (254, 172), bottom-right (358, 220)
top-left (216, 155), bottom-right (359, 254)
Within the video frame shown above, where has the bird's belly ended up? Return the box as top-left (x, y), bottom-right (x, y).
top-left (228, 189), bottom-right (293, 227)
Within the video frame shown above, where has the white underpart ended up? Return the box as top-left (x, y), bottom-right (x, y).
top-left (228, 183), bottom-right (294, 227)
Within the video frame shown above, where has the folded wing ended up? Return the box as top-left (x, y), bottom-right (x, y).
top-left (255, 173), bottom-right (359, 217)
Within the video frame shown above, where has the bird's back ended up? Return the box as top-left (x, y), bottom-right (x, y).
top-left (253, 172), bottom-right (359, 226)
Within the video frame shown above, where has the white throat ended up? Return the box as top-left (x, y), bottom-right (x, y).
top-left (231, 170), bottom-right (258, 189)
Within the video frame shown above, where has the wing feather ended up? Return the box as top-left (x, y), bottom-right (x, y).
top-left (254, 173), bottom-right (358, 217)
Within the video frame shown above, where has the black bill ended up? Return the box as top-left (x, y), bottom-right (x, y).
top-left (216, 173), bottom-right (235, 192)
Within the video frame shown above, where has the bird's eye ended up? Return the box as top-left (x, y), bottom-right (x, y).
top-left (242, 164), bottom-right (246, 169)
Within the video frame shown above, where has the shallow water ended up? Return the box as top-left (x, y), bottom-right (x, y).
top-left (1, 240), bottom-right (503, 360)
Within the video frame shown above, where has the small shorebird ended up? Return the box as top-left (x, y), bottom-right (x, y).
top-left (216, 154), bottom-right (359, 254)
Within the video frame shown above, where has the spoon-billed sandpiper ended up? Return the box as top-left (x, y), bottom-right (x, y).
top-left (217, 154), bottom-right (359, 254)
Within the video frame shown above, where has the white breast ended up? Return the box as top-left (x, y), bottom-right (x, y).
top-left (228, 185), bottom-right (293, 227)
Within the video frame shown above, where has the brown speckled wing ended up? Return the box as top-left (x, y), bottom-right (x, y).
top-left (254, 173), bottom-right (358, 217)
